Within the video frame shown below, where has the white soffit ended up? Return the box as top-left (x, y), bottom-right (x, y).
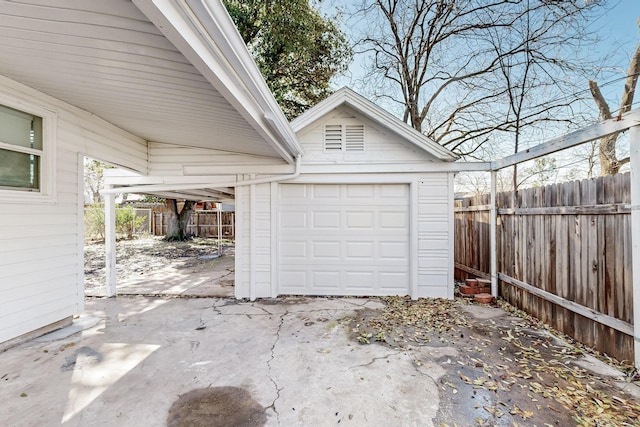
top-left (0, 0), bottom-right (300, 161)
top-left (291, 87), bottom-right (458, 162)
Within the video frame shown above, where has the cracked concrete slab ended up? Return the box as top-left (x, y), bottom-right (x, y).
top-left (0, 297), bottom-right (442, 427)
top-left (5, 296), bottom-right (635, 426)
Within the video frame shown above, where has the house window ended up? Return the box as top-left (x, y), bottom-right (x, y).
top-left (0, 104), bottom-right (43, 191)
top-left (324, 124), bottom-right (365, 152)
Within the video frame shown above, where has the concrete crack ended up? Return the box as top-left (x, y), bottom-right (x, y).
top-left (265, 310), bottom-right (287, 425)
top-left (350, 351), bottom-right (402, 369)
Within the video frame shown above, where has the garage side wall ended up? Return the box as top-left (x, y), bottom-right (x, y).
top-left (417, 173), bottom-right (455, 298)
top-left (234, 180), bottom-right (273, 299)
top-left (0, 76), bottom-right (147, 345)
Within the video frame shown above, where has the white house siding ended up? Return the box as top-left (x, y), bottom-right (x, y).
top-left (0, 77), bottom-right (146, 345)
top-left (148, 142), bottom-right (287, 176)
top-left (296, 105), bottom-right (439, 164)
top-left (417, 174), bottom-right (455, 299)
top-left (234, 180), bottom-right (273, 299)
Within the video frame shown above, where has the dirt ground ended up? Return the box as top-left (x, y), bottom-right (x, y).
top-left (84, 236), bottom-right (233, 293)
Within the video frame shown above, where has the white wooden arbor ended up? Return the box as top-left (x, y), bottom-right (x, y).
top-left (480, 110), bottom-right (640, 368)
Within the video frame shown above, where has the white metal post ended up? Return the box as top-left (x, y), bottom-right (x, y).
top-left (490, 171), bottom-right (498, 297)
top-left (217, 204), bottom-right (222, 257)
top-left (250, 177), bottom-right (256, 301)
top-left (630, 125), bottom-right (640, 369)
top-left (104, 185), bottom-right (117, 297)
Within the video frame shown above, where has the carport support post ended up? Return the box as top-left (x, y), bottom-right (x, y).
top-left (490, 171), bottom-right (498, 297)
top-left (104, 185), bottom-right (117, 297)
top-left (217, 205), bottom-right (222, 257)
top-left (630, 125), bottom-right (640, 369)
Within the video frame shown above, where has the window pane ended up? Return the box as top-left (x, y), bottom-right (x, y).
top-left (0, 148), bottom-right (40, 190)
top-left (0, 105), bottom-right (43, 150)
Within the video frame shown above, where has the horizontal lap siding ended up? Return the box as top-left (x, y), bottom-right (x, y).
top-left (298, 106), bottom-right (437, 164)
top-left (0, 78), bottom-right (147, 344)
top-left (417, 174), bottom-right (453, 298)
top-left (235, 181), bottom-right (272, 299)
top-left (148, 142), bottom-right (283, 176)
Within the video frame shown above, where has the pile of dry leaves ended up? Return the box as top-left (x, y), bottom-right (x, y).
top-left (349, 296), bottom-right (640, 426)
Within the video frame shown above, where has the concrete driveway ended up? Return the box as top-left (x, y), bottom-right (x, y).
top-left (1, 296), bottom-right (638, 426)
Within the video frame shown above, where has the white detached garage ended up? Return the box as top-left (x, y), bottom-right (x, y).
top-left (234, 88), bottom-right (459, 300)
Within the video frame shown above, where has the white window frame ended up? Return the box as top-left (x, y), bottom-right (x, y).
top-left (0, 92), bottom-right (57, 204)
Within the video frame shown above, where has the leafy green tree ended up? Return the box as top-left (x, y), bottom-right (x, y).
top-left (224, 0), bottom-right (351, 119)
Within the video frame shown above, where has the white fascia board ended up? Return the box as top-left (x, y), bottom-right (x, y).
top-left (291, 87), bottom-right (459, 162)
top-left (133, 0), bottom-right (302, 163)
top-left (300, 161), bottom-right (490, 174)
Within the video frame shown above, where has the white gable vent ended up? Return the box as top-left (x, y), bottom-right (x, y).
top-left (324, 124), bottom-right (343, 150)
top-left (345, 125), bottom-right (365, 151)
top-left (324, 124), bottom-right (365, 151)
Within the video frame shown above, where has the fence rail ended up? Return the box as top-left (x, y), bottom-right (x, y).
top-left (454, 173), bottom-right (634, 362)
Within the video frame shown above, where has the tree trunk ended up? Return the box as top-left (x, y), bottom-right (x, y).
top-left (589, 24), bottom-right (639, 175)
top-left (165, 199), bottom-right (196, 241)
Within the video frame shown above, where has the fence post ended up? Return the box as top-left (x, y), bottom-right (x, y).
top-left (490, 171), bottom-right (497, 297)
top-left (630, 125), bottom-right (640, 369)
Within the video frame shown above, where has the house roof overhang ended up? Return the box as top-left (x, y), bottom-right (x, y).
top-left (0, 0), bottom-right (302, 168)
top-left (290, 87), bottom-right (459, 162)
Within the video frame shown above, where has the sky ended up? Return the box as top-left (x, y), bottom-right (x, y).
top-left (323, 0), bottom-right (640, 108)
top-left (318, 0), bottom-right (640, 186)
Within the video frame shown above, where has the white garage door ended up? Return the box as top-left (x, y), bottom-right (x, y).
top-left (278, 183), bottom-right (410, 296)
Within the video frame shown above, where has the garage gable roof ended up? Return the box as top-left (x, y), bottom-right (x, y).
top-left (291, 87), bottom-right (458, 162)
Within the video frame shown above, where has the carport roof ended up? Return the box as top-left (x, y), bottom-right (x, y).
top-left (0, 0), bottom-right (302, 165)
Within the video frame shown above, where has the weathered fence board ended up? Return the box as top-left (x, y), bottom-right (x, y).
top-left (152, 210), bottom-right (235, 238)
top-left (454, 173), bottom-right (633, 362)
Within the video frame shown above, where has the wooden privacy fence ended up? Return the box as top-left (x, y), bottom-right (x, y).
top-left (454, 173), bottom-right (634, 362)
top-left (152, 210), bottom-right (235, 238)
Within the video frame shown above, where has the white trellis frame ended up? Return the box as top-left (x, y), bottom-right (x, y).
top-left (485, 110), bottom-right (640, 368)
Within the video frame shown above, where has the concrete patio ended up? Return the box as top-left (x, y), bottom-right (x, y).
top-left (1, 295), bottom-right (639, 426)
top-left (0, 296), bottom-right (442, 426)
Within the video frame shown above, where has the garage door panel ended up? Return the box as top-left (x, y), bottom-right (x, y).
top-left (346, 241), bottom-right (374, 259)
top-left (280, 241), bottom-right (307, 259)
top-left (380, 184), bottom-right (408, 198)
top-left (312, 211), bottom-right (340, 228)
top-left (380, 211), bottom-right (408, 229)
top-left (379, 271), bottom-right (410, 291)
top-left (313, 271), bottom-right (340, 288)
top-left (346, 211), bottom-right (374, 228)
top-left (346, 184), bottom-right (375, 198)
top-left (345, 271), bottom-right (374, 288)
top-left (313, 241), bottom-right (341, 259)
top-left (280, 211), bottom-right (307, 228)
top-left (379, 241), bottom-right (408, 260)
top-left (279, 184), bottom-right (410, 296)
top-left (279, 270), bottom-right (307, 288)
top-left (312, 184), bottom-right (340, 199)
